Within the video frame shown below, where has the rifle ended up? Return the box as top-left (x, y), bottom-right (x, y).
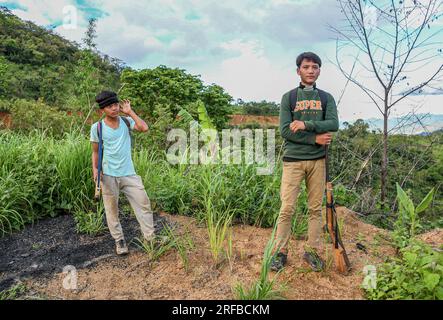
top-left (94, 121), bottom-right (103, 200)
top-left (325, 145), bottom-right (351, 274)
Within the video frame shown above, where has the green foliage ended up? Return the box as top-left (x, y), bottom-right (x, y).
top-left (329, 120), bottom-right (442, 229)
top-left (0, 172), bottom-right (26, 235)
top-left (73, 204), bottom-right (106, 236)
top-left (332, 183), bottom-right (359, 207)
top-left (200, 84), bottom-right (232, 129)
top-left (342, 119), bottom-right (370, 137)
top-left (0, 283), bottom-right (26, 300)
top-left (135, 154), bottom-right (282, 229)
top-left (197, 99), bottom-right (216, 130)
top-left (393, 183), bottom-right (435, 248)
top-left (0, 8), bottom-right (121, 106)
top-left (3, 99), bottom-right (81, 136)
top-left (120, 66), bottom-right (232, 130)
top-left (365, 241), bottom-right (443, 300)
top-left (238, 100), bottom-right (280, 116)
top-left (134, 233), bottom-right (175, 263)
top-left (162, 224), bottom-right (195, 272)
top-left (0, 132), bottom-right (60, 232)
top-left (70, 50), bottom-right (101, 112)
top-left (205, 198), bottom-right (234, 266)
top-left (0, 131), bottom-right (96, 235)
top-left (134, 103), bottom-right (174, 152)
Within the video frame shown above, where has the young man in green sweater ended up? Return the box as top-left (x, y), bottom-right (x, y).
top-left (271, 52), bottom-right (339, 272)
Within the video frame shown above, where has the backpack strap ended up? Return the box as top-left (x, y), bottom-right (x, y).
top-left (96, 120), bottom-right (103, 147)
top-left (317, 89), bottom-right (328, 118)
top-left (289, 88), bottom-right (298, 115)
top-left (96, 121), bottom-right (104, 190)
top-left (121, 116), bottom-right (131, 130)
top-left (120, 116), bottom-right (134, 149)
top-left (289, 87), bottom-right (329, 120)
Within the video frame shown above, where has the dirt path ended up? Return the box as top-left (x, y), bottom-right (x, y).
top-left (2, 207), bottom-right (441, 300)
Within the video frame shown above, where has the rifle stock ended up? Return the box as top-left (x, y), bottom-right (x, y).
top-left (325, 147), bottom-right (351, 275)
top-left (94, 179), bottom-right (101, 199)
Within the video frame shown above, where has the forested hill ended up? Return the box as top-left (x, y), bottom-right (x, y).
top-left (0, 7), bottom-right (122, 108)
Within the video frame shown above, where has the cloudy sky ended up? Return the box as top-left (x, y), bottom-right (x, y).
top-left (2, 0), bottom-right (442, 121)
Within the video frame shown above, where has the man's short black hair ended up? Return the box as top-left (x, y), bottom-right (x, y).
top-left (95, 90), bottom-right (119, 109)
top-left (296, 52), bottom-right (322, 68)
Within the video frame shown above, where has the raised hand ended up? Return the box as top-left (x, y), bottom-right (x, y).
top-left (120, 99), bottom-right (132, 115)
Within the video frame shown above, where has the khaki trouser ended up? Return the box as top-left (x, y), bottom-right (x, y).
top-left (275, 159), bottom-right (326, 254)
top-left (101, 174), bottom-right (155, 241)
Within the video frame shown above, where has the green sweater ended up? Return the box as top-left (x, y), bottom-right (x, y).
top-left (279, 87), bottom-right (339, 160)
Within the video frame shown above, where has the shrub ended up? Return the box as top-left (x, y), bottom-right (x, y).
top-left (364, 241), bottom-right (443, 300)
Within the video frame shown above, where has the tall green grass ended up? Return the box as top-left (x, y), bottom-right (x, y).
top-left (0, 131), bottom-right (93, 235)
top-left (0, 130), bottom-right (314, 237)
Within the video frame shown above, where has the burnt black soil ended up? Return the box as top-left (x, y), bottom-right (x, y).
top-left (0, 211), bottom-right (174, 292)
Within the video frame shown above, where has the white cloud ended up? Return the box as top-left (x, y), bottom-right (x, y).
top-left (8, 0), bottom-right (79, 25)
top-left (3, 0), bottom-right (442, 120)
top-left (204, 40), bottom-right (296, 102)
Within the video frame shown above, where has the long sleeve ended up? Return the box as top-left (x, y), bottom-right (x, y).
top-left (303, 93), bottom-right (339, 133)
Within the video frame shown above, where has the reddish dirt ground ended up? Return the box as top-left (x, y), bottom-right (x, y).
top-left (229, 115), bottom-right (279, 126)
top-left (25, 207), bottom-right (441, 300)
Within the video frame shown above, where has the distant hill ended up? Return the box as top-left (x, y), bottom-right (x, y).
top-left (0, 7), bottom-right (122, 108)
top-left (341, 114), bottom-right (443, 135)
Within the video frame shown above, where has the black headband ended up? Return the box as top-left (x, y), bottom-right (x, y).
top-left (98, 95), bottom-right (119, 109)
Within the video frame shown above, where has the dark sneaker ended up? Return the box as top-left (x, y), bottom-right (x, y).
top-left (270, 252), bottom-right (287, 272)
top-left (303, 250), bottom-right (325, 272)
top-left (115, 239), bottom-right (129, 255)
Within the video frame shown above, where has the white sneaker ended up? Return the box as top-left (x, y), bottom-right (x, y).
top-left (115, 239), bottom-right (129, 255)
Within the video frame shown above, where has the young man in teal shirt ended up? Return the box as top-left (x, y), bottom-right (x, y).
top-left (271, 52), bottom-right (339, 272)
top-left (91, 91), bottom-right (154, 255)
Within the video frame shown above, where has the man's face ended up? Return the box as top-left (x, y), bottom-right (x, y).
top-left (102, 102), bottom-right (120, 118)
top-left (297, 59), bottom-right (321, 85)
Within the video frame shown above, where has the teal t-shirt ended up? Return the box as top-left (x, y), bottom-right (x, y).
top-left (90, 117), bottom-right (136, 177)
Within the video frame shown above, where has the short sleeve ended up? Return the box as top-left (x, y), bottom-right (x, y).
top-left (90, 122), bottom-right (99, 143)
top-left (126, 117), bottom-right (135, 130)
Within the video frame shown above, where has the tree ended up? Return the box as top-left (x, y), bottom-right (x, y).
top-left (120, 66), bottom-right (233, 130)
top-left (82, 18), bottom-right (97, 51)
top-left (200, 84), bottom-right (232, 129)
top-left (342, 119), bottom-right (370, 137)
top-left (331, 0), bottom-right (443, 206)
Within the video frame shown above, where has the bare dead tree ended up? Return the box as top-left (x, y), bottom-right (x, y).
top-left (330, 0), bottom-right (443, 207)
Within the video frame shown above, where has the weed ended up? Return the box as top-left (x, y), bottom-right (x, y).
top-left (364, 240), bottom-right (443, 300)
top-left (0, 283), bottom-right (26, 300)
top-left (234, 227), bottom-right (286, 300)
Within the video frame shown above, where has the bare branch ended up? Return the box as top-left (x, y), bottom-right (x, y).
top-left (390, 63), bottom-right (443, 107)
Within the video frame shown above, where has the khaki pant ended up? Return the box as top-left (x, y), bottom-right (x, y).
top-left (275, 159), bottom-right (325, 254)
top-left (101, 174), bottom-right (155, 241)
